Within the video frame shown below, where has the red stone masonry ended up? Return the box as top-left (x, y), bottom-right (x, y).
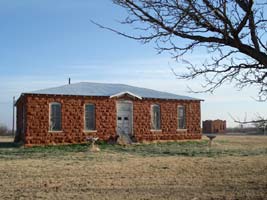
top-left (202, 120), bottom-right (226, 134)
top-left (15, 94), bottom-right (202, 146)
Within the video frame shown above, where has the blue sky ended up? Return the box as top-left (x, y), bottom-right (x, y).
top-left (0, 0), bottom-right (266, 128)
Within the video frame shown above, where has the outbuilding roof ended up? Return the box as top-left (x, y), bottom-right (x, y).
top-left (25, 82), bottom-right (201, 101)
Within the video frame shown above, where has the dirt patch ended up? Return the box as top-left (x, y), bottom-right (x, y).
top-left (0, 135), bottom-right (267, 200)
top-left (0, 136), bottom-right (14, 142)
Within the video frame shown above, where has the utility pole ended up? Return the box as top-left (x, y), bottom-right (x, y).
top-left (12, 96), bottom-right (15, 137)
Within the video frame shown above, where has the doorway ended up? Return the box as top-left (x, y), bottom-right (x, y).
top-left (116, 101), bottom-right (133, 137)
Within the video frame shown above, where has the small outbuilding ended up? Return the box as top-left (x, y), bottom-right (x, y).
top-left (15, 82), bottom-right (202, 146)
top-left (202, 120), bottom-right (226, 134)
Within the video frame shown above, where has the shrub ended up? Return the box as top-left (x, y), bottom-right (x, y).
top-left (0, 124), bottom-right (10, 136)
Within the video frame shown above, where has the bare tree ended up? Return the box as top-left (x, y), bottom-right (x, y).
top-left (230, 113), bottom-right (267, 134)
top-left (0, 124), bottom-right (9, 136)
top-left (93, 0), bottom-right (267, 99)
top-left (252, 116), bottom-right (267, 135)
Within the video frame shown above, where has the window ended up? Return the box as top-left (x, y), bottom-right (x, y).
top-left (85, 104), bottom-right (96, 131)
top-left (151, 104), bottom-right (161, 130)
top-left (22, 104), bottom-right (26, 134)
top-left (49, 103), bottom-right (62, 131)
top-left (178, 105), bottom-right (186, 129)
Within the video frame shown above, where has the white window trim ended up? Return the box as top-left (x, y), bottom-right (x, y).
top-left (151, 104), bottom-right (161, 130)
top-left (177, 129), bottom-right (187, 132)
top-left (48, 130), bottom-right (63, 133)
top-left (84, 103), bottom-right (96, 131)
top-left (150, 129), bottom-right (162, 132)
top-left (49, 102), bottom-right (62, 132)
top-left (83, 130), bottom-right (97, 133)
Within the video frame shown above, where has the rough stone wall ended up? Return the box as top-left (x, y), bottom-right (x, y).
top-left (17, 94), bottom-right (201, 146)
top-left (23, 94), bottom-right (116, 146)
top-left (15, 96), bottom-right (26, 143)
top-left (133, 99), bottom-right (201, 141)
top-left (202, 120), bottom-right (211, 133)
top-left (212, 120), bottom-right (226, 133)
top-left (202, 120), bottom-right (226, 134)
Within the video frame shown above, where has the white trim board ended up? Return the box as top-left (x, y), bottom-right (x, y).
top-left (110, 91), bottom-right (142, 100)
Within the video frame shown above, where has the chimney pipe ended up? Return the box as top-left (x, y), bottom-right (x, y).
top-left (68, 78), bottom-right (71, 85)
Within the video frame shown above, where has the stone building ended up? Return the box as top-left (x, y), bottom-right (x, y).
top-left (202, 120), bottom-right (226, 134)
top-left (15, 82), bottom-right (202, 146)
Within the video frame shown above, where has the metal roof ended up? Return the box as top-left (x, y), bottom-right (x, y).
top-left (25, 82), bottom-right (201, 101)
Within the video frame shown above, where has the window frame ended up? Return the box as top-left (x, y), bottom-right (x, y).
top-left (22, 104), bottom-right (26, 134)
top-left (150, 104), bottom-right (161, 131)
top-left (49, 102), bottom-right (62, 132)
top-left (177, 105), bottom-right (186, 130)
top-left (84, 103), bottom-right (96, 132)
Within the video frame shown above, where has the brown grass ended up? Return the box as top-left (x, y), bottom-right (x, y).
top-left (0, 135), bottom-right (267, 200)
top-left (0, 135), bottom-right (14, 142)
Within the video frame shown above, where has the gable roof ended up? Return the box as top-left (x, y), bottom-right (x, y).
top-left (25, 82), bottom-right (201, 101)
top-left (110, 91), bottom-right (143, 100)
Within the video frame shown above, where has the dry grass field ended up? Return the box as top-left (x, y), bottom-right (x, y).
top-left (0, 135), bottom-right (267, 200)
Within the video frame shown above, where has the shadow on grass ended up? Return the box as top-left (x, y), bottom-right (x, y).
top-left (0, 142), bottom-right (20, 149)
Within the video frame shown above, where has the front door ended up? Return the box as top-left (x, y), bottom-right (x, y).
top-left (116, 101), bottom-right (132, 136)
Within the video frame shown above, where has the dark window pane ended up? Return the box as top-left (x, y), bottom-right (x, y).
top-left (151, 105), bottom-right (161, 130)
top-left (178, 106), bottom-right (186, 129)
top-left (85, 104), bottom-right (95, 130)
top-left (50, 103), bottom-right (61, 131)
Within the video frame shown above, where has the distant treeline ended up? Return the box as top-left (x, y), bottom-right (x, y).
top-left (226, 127), bottom-right (266, 135)
top-left (0, 124), bottom-right (12, 136)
